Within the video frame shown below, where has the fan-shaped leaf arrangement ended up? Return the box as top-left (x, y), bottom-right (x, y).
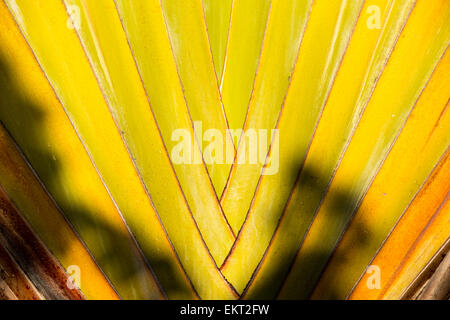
top-left (0, 0), bottom-right (448, 300)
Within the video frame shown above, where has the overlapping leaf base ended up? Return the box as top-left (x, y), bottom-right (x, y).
top-left (0, 0), bottom-right (448, 300)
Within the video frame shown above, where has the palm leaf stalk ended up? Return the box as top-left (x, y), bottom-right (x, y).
top-left (0, 0), bottom-right (448, 300)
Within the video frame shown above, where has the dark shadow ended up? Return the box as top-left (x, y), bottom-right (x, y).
top-left (241, 148), bottom-right (371, 300)
top-left (0, 52), bottom-right (184, 300)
